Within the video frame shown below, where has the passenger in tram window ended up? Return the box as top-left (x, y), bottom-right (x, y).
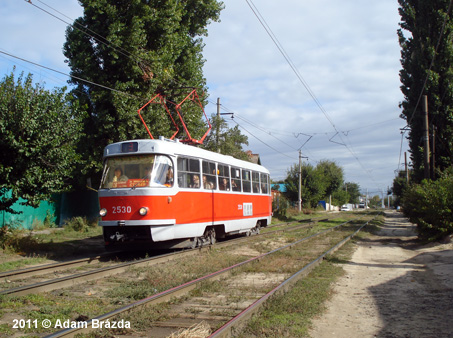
top-left (203, 175), bottom-right (213, 189)
top-left (253, 183), bottom-right (260, 193)
top-left (219, 178), bottom-right (230, 191)
top-left (113, 168), bottom-right (128, 182)
top-left (110, 167), bottom-right (128, 188)
top-left (191, 175), bottom-right (200, 188)
top-left (144, 166), bottom-right (152, 178)
top-left (164, 167), bottom-right (173, 187)
top-left (231, 180), bottom-right (239, 191)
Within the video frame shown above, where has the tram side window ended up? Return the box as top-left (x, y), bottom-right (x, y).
top-left (177, 157), bottom-right (200, 188)
top-left (231, 167), bottom-right (241, 192)
top-left (218, 164), bottom-right (230, 191)
top-left (260, 173), bottom-right (269, 194)
top-left (252, 171), bottom-right (260, 193)
top-left (202, 161), bottom-right (216, 189)
top-left (242, 170), bottom-right (251, 193)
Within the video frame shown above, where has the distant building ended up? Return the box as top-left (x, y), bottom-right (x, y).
top-left (246, 150), bottom-right (261, 165)
top-left (271, 183), bottom-right (287, 201)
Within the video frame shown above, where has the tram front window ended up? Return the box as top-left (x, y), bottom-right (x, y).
top-left (100, 155), bottom-right (173, 189)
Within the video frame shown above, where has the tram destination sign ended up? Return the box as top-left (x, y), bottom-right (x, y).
top-left (121, 142), bottom-right (138, 153)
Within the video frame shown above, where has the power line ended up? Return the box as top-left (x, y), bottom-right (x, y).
top-left (244, 0), bottom-right (380, 187)
top-left (0, 50), bottom-right (141, 100)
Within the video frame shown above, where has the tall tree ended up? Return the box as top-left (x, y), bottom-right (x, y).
top-left (316, 160), bottom-right (344, 200)
top-left (398, 0), bottom-right (453, 182)
top-left (0, 71), bottom-right (82, 214)
top-left (63, 0), bottom-right (224, 187)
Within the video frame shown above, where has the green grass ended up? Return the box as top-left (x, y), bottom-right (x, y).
top-left (238, 252), bottom-right (347, 337)
top-left (0, 256), bottom-right (48, 272)
top-left (0, 217), bottom-right (103, 259)
top-left (236, 215), bottom-right (382, 338)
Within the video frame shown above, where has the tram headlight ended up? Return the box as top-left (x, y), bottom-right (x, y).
top-left (99, 208), bottom-right (107, 217)
top-left (139, 207), bottom-right (148, 216)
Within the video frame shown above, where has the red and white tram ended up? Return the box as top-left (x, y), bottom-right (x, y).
top-left (98, 137), bottom-right (272, 249)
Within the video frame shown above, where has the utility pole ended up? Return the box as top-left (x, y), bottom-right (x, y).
top-left (432, 127), bottom-right (436, 179)
top-left (298, 150), bottom-right (302, 212)
top-left (366, 188), bottom-right (368, 208)
top-left (404, 152), bottom-right (409, 184)
top-left (422, 95), bottom-right (430, 180)
top-left (216, 98), bottom-right (220, 153)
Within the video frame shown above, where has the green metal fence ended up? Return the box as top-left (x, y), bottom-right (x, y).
top-left (1, 190), bottom-right (99, 229)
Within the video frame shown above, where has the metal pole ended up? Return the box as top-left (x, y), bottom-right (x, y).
top-left (298, 150), bottom-right (302, 212)
top-left (216, 98), bottom-right (220, 153)
top-left (404, 152), bottom-right (409, 184)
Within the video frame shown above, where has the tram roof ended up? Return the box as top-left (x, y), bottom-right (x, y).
top-left (103, 138), bottom-right (269, 173)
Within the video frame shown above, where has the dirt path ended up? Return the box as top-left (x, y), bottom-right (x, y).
top-left (309, 210), bottom-right (453, 338)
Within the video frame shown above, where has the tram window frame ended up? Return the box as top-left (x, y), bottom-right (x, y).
top-left (218, 164), bottom-right (230, 191)
top-left (242, 170), bottom-right (251, 193)
top-left (260, 173), bottom-right (269, 194)
top-left (177, 157), bottom-right (201, 189)
top-left (252, 171), bottom-right (260, 193)
top-left (202, 160), bottom-right (216, 190)
top-left (231, 167), bottom-right (241, 192)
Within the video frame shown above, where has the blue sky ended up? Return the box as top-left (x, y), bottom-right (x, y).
top-left (0, 0), bottom-right (408, 196)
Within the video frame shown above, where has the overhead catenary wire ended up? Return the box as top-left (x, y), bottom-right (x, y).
top-left (27, 0), bottom-right (149, 73)
top-left (0, 50), bottom-right (141, 100)
top-left (244, 0), bottom-right (381, 188)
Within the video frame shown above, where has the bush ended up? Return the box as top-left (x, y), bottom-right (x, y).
top-left (0, 225), bottom-right (42, 252)
top-left (402, 169), bottom-right (453, 241)
top-left (272, 195), bottom-right (289, 220)
top-left (63, 216), bottom-right (97, 232)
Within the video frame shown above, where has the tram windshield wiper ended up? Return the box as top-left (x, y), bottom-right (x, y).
top-left (131, 175), bottom-right (150, 190)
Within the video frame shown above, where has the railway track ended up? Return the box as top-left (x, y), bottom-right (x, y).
top-left (0, 253), bottom-right (119, 282)
top-left (0, 214), bottom-right (340, 297)
top-left (41, 213), bottom-right (379, 338)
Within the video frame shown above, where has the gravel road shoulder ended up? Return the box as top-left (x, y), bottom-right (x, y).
top-left (309, 210), bottom-right (453, 338)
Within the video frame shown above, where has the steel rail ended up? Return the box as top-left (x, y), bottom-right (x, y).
top-left (209, 214), bottom-right (380, 337)
top-left (43, 216), bottom-right (365, 338)
top-left (0, 218), bottom-right (321, 297)
top-left (0, 253), bottom-right (120, 282)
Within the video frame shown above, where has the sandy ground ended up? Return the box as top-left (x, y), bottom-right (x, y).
top-left (309, 210), bottom-right (453, 338)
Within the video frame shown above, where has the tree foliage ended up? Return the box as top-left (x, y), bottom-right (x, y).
top-left (283, 160), bottom-right (347, 208)
top-left (344, 182), bottom-right (361, 204)
top-left (392, 170), bottom-right (409, 207)
top-left (398, 0), bottom-right (453, 182)
top-left (202, 114), bottom-right (249, 160)
top-left (401, 167), bottom-right (453, 241)
top-left (0, 71), bottom-right (82, 213)
top-left (63, 0), bottom-right (224, 186)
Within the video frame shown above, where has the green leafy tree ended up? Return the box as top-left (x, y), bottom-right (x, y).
top-left (63, 0), bottom-right (224, 187)
top-left (0, 71), bottom-right (82, 214)
top-left (344, 182), bottom-right (360, 204)
top-left (368, 195), bottom-right (382, 209)
top-left (316, 160), bottom-right (344, 200)
top-left (332, 189), bottom-right (350, 207)
top-left (398, 0), bottom-right (453, 182)
top-left (284, 162), bottom-right (326, 208)
top-left (392, 170), bottom-right (409, 207)
top-left (202, 114), bottom-right (249, 160)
